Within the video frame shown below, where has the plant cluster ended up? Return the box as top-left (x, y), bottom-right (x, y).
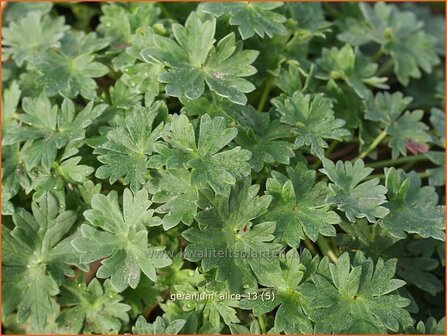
top-left (1, 2), bottom-right (445, 335)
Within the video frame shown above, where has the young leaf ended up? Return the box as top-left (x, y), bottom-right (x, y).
top-left (95, 104), bottom-right (165, 192)
top-left (382, 168), bottom-right (445, 241)
top-left (320, 159), bottom-right (389, 223)
top-left (272, 91), bottom-right (349, 159)
top-left (72, 189), bottom-right (172, 292)
top-left (201, 2), bottom-right (287, 40)
top-left (316, 44), bottom-right (388, 98)
top-left (264, 163), bottom-right (341, 246)
top-left (141, 12), bottom-right (259, 105)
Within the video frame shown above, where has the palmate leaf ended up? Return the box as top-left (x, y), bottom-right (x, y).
top-left (172, 279), bottom-right (240, 330)
top-left (31, 31), bottom-right (110, 99)
top-left (337, 221), bottom-right (444, 296)
top-left (181, 97), bottom-right (294, 172)
top-left (426, 108), bottom-right (445, 186)
top-left (72, 189), bottom-right (172, 292)
top-left (263, 163), bottom-right (340, 246)
top-left (301, 252), bottom-right (413, 333)
top-left (365, 92), bottom-right (431, 159)
top-left (382, 168), bottom-right (445, 241)
top-left (284, 2), bottom-right (331, 38)
top-left (183, 180), bottom-right (282, 292)
top-left (132, 316), bottom-right (185, 335)
top-left (201, 2), bottom-right (287, 40)
top-left (321, 159), bottom-right (389, 223)
top-left (273, 91), bottom-right (349, 159)
top-left (234, 106), bottom-right (295, 172)
top-left (141, 12), bottom-right (259, 105)
top-left (147, 167), bottom-right (199, 230)
top-left (161, 113), bottom-right (251, 196)
top-left (2, 193), bottom-right (84, 333)
top-left (95, 103), bottom-right (166, 192)
top-left (3, 95), bottom-right (107, 170)
top-left (57, 278), bottom-right (130, 334)
top-left (3, 10), bottom-right (69, 66)
top-left (316, 44), bottom-right (388, 99)
top-left (97, 3), bottom-right (160, 44)
top-left (338, 2), bottom-right (440, 86)
top-left (239, 249), bottom-right (314, 334)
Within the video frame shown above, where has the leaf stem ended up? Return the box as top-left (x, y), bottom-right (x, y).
top-left (311, 141), bottom-right (338, 169)
top-left (377, 58), bottom-right (394, 77)
top-left (355, 130), bottom-right (387, 160)
top-left (258, 314), bottom-right (266, 334)
top-left (366, 154), bottom-right (428, 169)
top-left (366, 171), bottom-right (430, 181)
top-left (371, 48), bottom-right (383, 62)
top-left (316, 236), bottom-right (338, 262)
top-left (257, 74), bottom-right (274, 112)
top-left (303, 238), bottom-right (317, 255)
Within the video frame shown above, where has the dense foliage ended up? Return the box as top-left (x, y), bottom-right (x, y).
top-left (1, 2), bottom-right (445, 334)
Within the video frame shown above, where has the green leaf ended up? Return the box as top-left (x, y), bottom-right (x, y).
top-left (95, 104), bottom-right (165, 192)
top-left (316, 44), bottom-right (388, 98)
top-left (426, 108), bottom-right (445, 186)
top-left (72, 188), bottom-right (172, 292)
top-left (3, 95), bottom-right (107, 170)
top-left (141, 12), bottom-right (259, 105)
top-left (97, 3), bottom-right (160, 44)
top-left (240, 249), bottom-right (313, 334)
top-left (2, 80), bottom-right (21, 132)
top-left (2, 193), bottom-right (81, 332)
top-left (273, 91), bottom-right (349, 159)
top-left (31, 31), bottom-right (110, 99)
top-left (301, 252), bottom-right (413, 333)
top-left (264, 163), bottom-right (340, 245)
top-left (147, 167), bottom-right (199, 230)
top-left (57, 278), bottom-right (130, 334)
top-left (201, 2), bottom-right (287, 40)
top-left (338, 3), bottom-right (440, 85)
top-left (3, 2), bottom-right (53, 25)
top-left (3, 11), bottom-right (69, 66)
top-left (183, 180), bottom-right (282, 292)
top-left (132, 315), bottom-right (186, 335)
top-left (382, 168), bottom-right (445, 241)
top-left (172, 279), bottom-right (240, 329)
top-left (410, 317), bottom-right (446, 334)
top-left (162, 114), bottom-right (252, 196)
top-left (234, 107), bottom-right (295, 172)
top-left (321, 159), bottom-right (389, 223)
top-left (365, 92), bottom-right (431, 159)
top-left (285, 3), bottom-right (331, 38)
top-left (397, 257), bottom-right (444, 296)
top-left (55, 156), bottom-right (94, 184)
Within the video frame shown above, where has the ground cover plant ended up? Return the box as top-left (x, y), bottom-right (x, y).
top-left (1, 1), bottom-right (446, 334)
